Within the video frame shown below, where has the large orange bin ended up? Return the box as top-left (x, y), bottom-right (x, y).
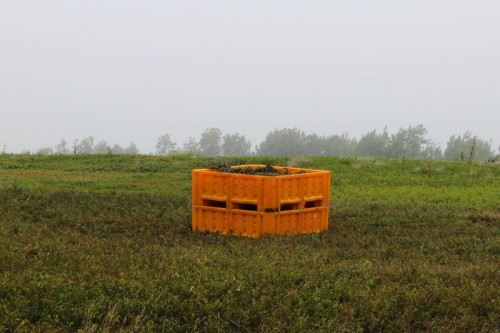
top-left (192, 165), bottom-right (330, 237)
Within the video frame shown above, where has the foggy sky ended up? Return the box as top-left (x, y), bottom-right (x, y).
top-left (1, 1), bottom-right (499, 153)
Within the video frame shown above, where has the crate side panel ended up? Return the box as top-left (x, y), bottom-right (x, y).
top-left (302, 208), bottom-right (329, 232)
top-left (230, 211), bottom-right (262, 237)
top-left (302, 209), bottom-right (320, 232)
top-left (193, 207), bottom-right (329, 236)
top-left (193, 207), bottom-right (228, 234)
top-left (277, 212), bottom-right (299, 234)
top-left (303, 174), bottom-right (327, 201)
top-left (278, 177), bottom-right (301, 203)
top-left (230, 176), bottom-right (261, 204)
top-left (192, 204), bottom-right (199, 231)
top-left (244, 212), bottom-right (261, 237)
top-left (262, 213), bottom-right (277, 235)
top-left (324, 172), bottom-right (331, 204)
top-left (200, 173), bottom-right (229, 201)
top-left (262, 177), bottom-right (278, 212)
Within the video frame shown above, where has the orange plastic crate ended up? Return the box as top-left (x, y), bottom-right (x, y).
top-left (192, 165), bottom-right (330, 237)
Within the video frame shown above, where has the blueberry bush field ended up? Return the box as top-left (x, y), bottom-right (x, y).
top-left (0, 154), bottom-right (498, 332)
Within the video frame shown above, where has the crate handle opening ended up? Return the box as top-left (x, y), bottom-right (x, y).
top-left (305, 200), bottom-right (323, 208)
top-left (232, 203), bottom-right (258, 211)
top-left (202, 199), bottom-right (227, 209)
top-left (280, 203), bottom-right (300, 211)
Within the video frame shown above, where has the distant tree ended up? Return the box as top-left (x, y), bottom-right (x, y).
top-left (304, 134), bottom-right (332, 156)
top-left (323, 133), bottom-right (357, 156)
top-left (68, 137), bottom-right (137, 155)
top-left (72, 139), bottom-right (79, 154)
top-left (444, 132), bottom-right (493, 162)
top-left (37, 147), bottom-right (53, 155)
top-left (420, 143), bottom-right (443, 160)
top-left (257, 128), bottom-right (307, 156)
top-left (304, 133), bottom-right (356, 156)
top-left (356, 128), bottom-right (390, 157)
top-left (388, 125), bottom-right (430, 159)
top-left (124, 142), bottom-right (139, 155)
top-left (76, 136), bottom-right (95, 154)
top-left (94, 140), bottom-right (109, 154)
top-left (155, 134), bottom-right (177, 156)
top-left (182, 137), bottom-right (200, 154)
top-left (55, 139), bottom-right (69, 154)
top-left (221, 133), bottom-right (251, 156)
top-left (111, 144), bottom-right (124, 154)
top-left (199, 128), bottom-right (222, 156)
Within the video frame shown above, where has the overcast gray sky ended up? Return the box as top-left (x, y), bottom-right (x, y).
top-left (1, 0), bottom-right (499, 153)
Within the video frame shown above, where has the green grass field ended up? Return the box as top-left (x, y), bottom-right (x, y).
top-left (0, 154), bottom-right (498, 332)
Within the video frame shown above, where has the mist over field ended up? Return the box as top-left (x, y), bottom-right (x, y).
top-left (1, 2), bottom-right (500, 330)
top-left (1, 1), bottom-right (499, 153)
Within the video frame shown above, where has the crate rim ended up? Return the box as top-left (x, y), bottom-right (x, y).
top-left (192, 164), bottom-right (330, 178)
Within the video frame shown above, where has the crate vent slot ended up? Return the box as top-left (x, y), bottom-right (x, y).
top-left (203, 199), bottom-right (227, 208)
top-left (280, 203), bottom-right (300, 211)
top-left (305, 200), bottom-right (323, 208)
top-left (233, 203), bottom-right (258, 211)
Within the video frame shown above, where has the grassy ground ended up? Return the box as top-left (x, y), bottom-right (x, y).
top-left (0, 154), bottom-right (498, 332)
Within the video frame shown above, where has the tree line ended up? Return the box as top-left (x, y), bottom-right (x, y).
top-left (31, 125), bottom-right (498, 162)
top-left (37, 137), bottom-right (139, 155)
top-left (155, 126), bottom-right (497, 162)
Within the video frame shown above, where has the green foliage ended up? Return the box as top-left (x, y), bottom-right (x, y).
top-left (221, 133), bottom-right (252, 157)
top-left (179, 129), bottom-right (253, 157)
top-left (199, 128), bottom-right (223, 157)
top-left (445, 131), bottom-right (493, 162)
top-left (155, 134), bottom-right (177, 156)
top-left (0, 154), bottom-right (499, 332)
top-left (54, 138), bottom-right (69, 154)
top-left (356, 128), bottom-right (390, 157)
top-left (182, 136), bottom-right (200, 154)
top-left (257, 129), bottom-right (358, 157)
top-left (205, 162), bottom-right (301, 176)
top-left (34, 126), bottom-right (496, 161)
top-left (255, 125), bottom-right (444, 159)
top-left (257, 128), bottom-right (308, 156)
top-left (35, 137), bottom-right (138, 156)
top-left (322, 133), bottom-right (357, 156)
top-left (388, 124), bottom-right (435, 159)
